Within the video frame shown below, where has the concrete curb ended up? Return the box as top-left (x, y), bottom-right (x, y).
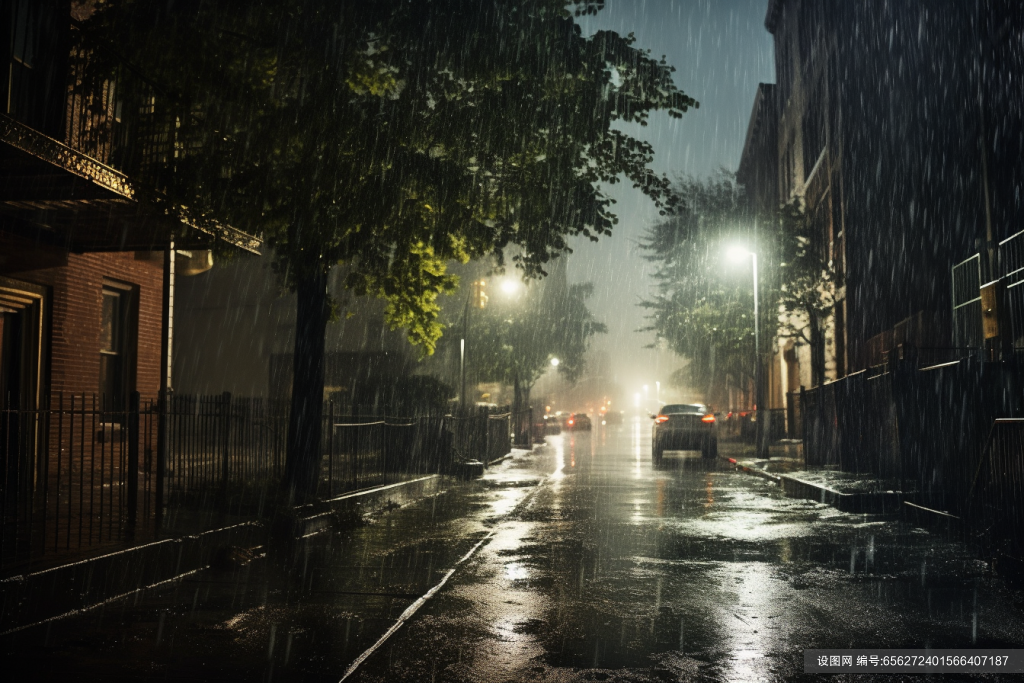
top-left (0, 521), bottom-right (262, 635)
top-left (486, 445), bottom-right (535, 468)
top-left (721, 456), bottom-right (910, 514)
top-left (720, 456), bottom-right (782, 484)
top-left (294, 475), bottom-right (446, 538)
top-left (777, 474), bottom-right (908, 514)
top-left (903, 501), bottom-right (963, 537)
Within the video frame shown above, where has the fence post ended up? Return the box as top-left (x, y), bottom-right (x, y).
top-left (127, 392), bottom-right (140, 535)
top-left (155, 389), bottom-right (168, 530)
top-left (799, 386), bottom-right (807, 465)
top-left (482, 409), bottom-right (489, 467)
top-left (220, 391), bottom-right (231, 508)
top-left (351, 404), bottom-right (359, 489)
top-left (328, 399), bottom-right (334, 498)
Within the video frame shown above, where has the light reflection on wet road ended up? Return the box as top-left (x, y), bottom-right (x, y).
top-left (350, 421), bottom-right (1024, 683)
top-left (4, 420), bottom-right (1024, 681)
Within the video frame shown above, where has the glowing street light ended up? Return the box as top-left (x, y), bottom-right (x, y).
top-left (727, 243), bottom-right (765, 457)
top-left (500, 278), bottom-right (521, 296)
top-left (550, 357), bottom-right (560, 367)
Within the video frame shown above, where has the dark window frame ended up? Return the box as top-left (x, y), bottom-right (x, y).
top-left (99, 280), bottom-right (138, 416)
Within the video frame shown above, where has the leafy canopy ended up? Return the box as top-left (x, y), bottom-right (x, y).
top-left (639, 171), bottom-right (756, 391)
top-left (78, 0), bottom-right (697, 352)
top-left (470, 278), bottom-right (607, 388)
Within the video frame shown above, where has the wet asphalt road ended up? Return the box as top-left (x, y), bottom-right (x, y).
top-left (4, 420), bottom-right (1024, 681)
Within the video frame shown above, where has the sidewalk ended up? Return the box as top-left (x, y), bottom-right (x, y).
top-left (1, 445), bottom-right (540, 635)
top-left (721, 440), bottom-right (915, 514)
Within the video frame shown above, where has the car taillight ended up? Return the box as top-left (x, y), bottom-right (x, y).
top-left (701, 414), bottom-right (716, 423)
top-left (655, 415), bottom-right (669, 423)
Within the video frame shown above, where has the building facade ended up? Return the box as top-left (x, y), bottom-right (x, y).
top-left (739, 0), bottom-right (1022, 438)
top-left (0, 0), bottom-right (260, 567)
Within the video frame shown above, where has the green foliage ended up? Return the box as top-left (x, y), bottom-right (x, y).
top-left (470, 276), bottom-right (607, 388)
top-left (390, 375), bottom-right (455, 415)
top-left (775, 196), bottom-right (834, 384)
top-left (639, 170), bottom-right (755, 391)
top-left (77, 0), bottom-right (697, 353)
top-left (776, 196), bottom-right (835, 342)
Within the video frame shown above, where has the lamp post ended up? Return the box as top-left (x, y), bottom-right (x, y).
top-left (461, 279), bottom-right (488, 411)
top-left (727, 245), bottom-right (766, 457)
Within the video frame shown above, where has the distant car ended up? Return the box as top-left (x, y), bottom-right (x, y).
top-left (601, 410), bottom-right (623, 425)
top-left (542, 414), bottom-right (562, 434)
top-left (566, 413), bottom-right (592, 431)
top-left (652, 403), bottom-right (717, 465)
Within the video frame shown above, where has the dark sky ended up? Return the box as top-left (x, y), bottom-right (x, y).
top-left (565, 0), bottom-right (774, 404)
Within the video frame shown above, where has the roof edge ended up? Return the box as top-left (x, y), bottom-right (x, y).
top-left (765, 0), bottom-right (783, 33)
top-left (736, 83), bottom-right (777, 183)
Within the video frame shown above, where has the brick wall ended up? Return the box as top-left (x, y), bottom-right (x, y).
top-left (12, 252), bottom-right (164, 401)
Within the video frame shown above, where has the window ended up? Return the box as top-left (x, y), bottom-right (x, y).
top-left (7, 0), bottom-right (36, 120)
top-left (100, 284), bottom-right (137, 414)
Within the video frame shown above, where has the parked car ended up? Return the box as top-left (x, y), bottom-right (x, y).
top-left (652, 403), bottom-right (717, 465)
top-left (566, 413), bottom-right (592, 431)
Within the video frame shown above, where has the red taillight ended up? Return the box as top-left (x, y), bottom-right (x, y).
top-left (701, 414), bottom-right (716, 423)
top-left (655, 415), bottom-right (669, 423)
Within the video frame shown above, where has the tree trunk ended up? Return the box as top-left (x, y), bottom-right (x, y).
top-left (512, 370), bottom-right (523, 445)
top-left (285, 268), bottom-right (330, 502)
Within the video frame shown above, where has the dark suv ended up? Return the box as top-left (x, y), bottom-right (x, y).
top-left (652, 403), bottom-right (717, 465)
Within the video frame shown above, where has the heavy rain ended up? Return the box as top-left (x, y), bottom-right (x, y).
top-left (0, 1), bottom-right (1023, 681)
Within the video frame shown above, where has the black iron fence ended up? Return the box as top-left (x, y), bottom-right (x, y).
top-left (965, 419), bottom-right (1024, 558)
top-left (165, 394), bottom-right (287, 508)
top-left (800, 349), bottom-right (1022, 520)
top-left (2, 394), bottom-right (517, 572)
top-left (1, 393), bottom-right (159, 572)
top-left (446, 409), bottom-right (513, 467)
top-left (321, 416), bottom-right (454, 497)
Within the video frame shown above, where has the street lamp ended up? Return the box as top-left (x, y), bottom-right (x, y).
top-left (550, 357), bottom-right (560, 367)
top-left (500, 278), bottom-right (521, 296)
top-left (461, 279), bottom-right (489, 410)
top-left (727, 244), bottom-right (765, 457)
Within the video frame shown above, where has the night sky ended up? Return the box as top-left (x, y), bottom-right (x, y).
top-left (567, 0), bottom-right (774, 401)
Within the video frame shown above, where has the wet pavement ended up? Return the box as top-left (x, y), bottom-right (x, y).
top-left (4, 420), bottom-right (1024, 681)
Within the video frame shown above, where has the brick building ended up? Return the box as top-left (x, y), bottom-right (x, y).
top-left (0, 0), bottom-right (260, 567)
top-left (0, 0), bottom-right (259, 412)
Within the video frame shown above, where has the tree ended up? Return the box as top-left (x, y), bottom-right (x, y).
top-left (776, 197), bottom-right (834, 386)
top-left (79, 0), bottom-right (697, 498)
top-left (469, 274), bottom-right (607, 405)
top-left (640, 171), bottom-right (756, 402)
